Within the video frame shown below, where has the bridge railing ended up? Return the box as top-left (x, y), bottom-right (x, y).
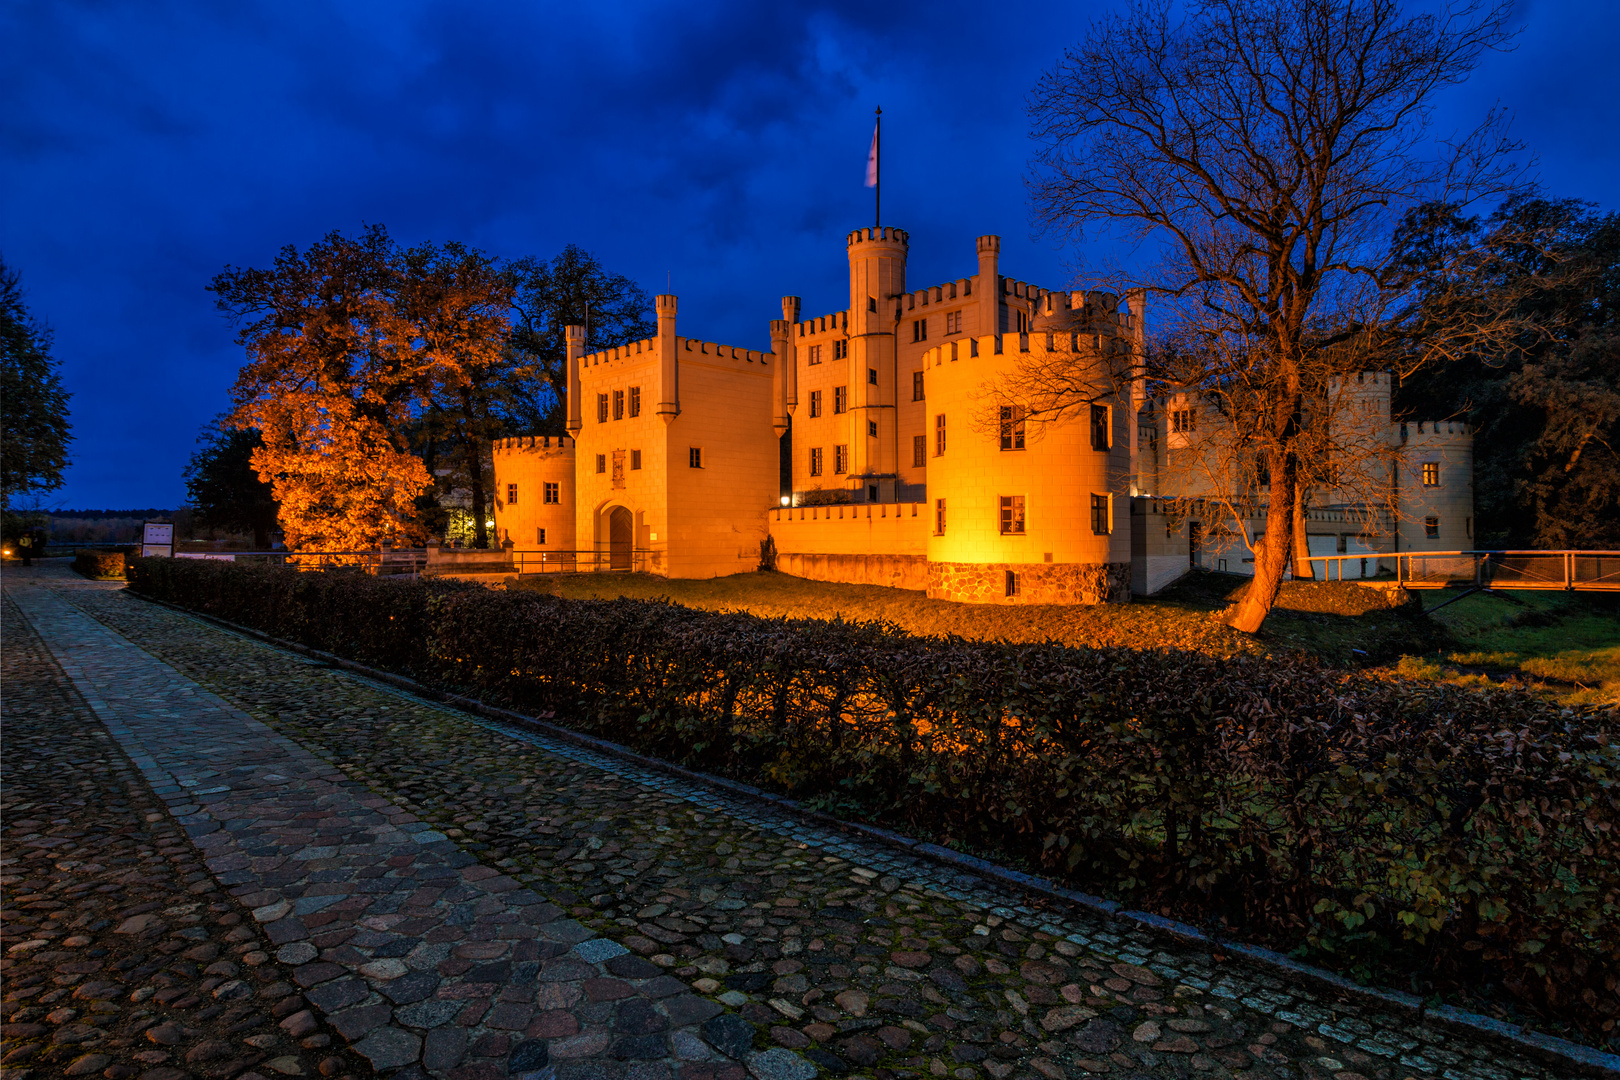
top-left (1302, 550), bottom-right (1620, 591)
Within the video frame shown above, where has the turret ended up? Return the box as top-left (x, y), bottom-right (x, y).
top-left (976, 235), bottom-right (1000, 333)
top-left (770, 314), bottom-right (794, 438)
top-left (655, 294), bottom-right (679, 425)
top-left (846, 227), bottom-right (908, 484)
top-left (564, 324), bottom-right (586, 433)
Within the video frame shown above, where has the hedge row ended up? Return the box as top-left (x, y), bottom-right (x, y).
top-left (73, 549), bottom-right (126, 579)
top-left (126, 557), bottom-right (1619, 1041)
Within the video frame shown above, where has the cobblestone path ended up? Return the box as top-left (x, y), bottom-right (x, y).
top-left (4, 567), bottom-right (1581, 1080)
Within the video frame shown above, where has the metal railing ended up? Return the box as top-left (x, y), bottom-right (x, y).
top-left (510, 549), bottom-right (649, 575)
top-left (1301, 550), bottom-right (1620, 591)
top-left (172, 549), bottom-right (431, 575)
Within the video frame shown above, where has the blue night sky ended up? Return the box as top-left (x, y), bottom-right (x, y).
top-left (4, 0), bottom-right (1617, 509)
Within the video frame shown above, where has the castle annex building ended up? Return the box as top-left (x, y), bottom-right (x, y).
top-left (491, 226), bottom-right (1473, 603)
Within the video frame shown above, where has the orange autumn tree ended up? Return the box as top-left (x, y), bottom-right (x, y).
top-left (210, 226), bottom-right (513, 550)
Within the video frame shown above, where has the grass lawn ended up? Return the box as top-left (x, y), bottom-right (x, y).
top-left (1399, 589), bottom-right (1620, 705)
top-left (512, 568), bottom-right (1444, 667)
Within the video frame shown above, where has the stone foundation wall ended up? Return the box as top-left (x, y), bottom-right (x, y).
top-left (775, 552), bottom-right (930, 592)
top-left (927, 561), bottom-right (1132, 605)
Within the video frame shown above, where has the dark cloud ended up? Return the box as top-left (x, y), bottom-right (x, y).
top-left (1, 0), bottom-right (1615, 507)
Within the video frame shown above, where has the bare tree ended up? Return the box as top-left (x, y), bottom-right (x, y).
top-left (1027, 0), bottom-right (1523, 631)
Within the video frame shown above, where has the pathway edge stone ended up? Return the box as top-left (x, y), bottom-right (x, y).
top-left (130, 587), bottom-right (1620, 1080)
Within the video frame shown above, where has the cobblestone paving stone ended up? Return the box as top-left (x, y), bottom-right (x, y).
top-left (30, 575), bottom-right (1570, 1080)
top-left (0, 589), bottom-right (374, 1080)
top-left (6, 575), bottom-right (769, 1080)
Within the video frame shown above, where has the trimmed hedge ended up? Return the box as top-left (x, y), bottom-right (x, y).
top-left (127, 557), bottom-right (1619, 1041)
top-left (73, 548), bottom-right (126, 579)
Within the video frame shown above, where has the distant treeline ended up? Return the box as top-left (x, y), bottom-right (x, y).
top-left (50, 509), bottom-right (174, 519)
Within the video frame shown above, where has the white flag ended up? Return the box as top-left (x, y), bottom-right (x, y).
top-left (865, 121), bottom-right (878, 188)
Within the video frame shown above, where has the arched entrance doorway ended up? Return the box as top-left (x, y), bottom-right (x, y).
top-left (608, 507), bottom-right (633, 570)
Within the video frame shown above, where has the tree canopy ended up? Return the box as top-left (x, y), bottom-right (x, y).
top-left (1028, 0), bottom-right (1521, 632)
top-left (1, 254), bottom-right (72, 510)
top-left (184, 421), bottom-right (279, 549)
top-left (1392, 196), bottom-right (1620, 547)
top-left (209, 229), bottom-right (653, 550)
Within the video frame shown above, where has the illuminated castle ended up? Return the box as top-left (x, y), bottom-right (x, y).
top-left (491, 227), bottom-right (1473, 603)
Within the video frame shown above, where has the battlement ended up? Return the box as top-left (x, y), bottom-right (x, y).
top-left (678, 337), bottom-right (770, 366)
top-left (847, 226), bottom-right (909, 247)
top-left (580, 338), bottom-right (658, 368)
top-left (902, 278), bottom-right (973, 311)
top-left (918, 329), bottom-right (1126, 369)
top-left (798, 311), bottom-right (849, 337)
top-left (1401, 420), bottom-right (1470, 440)
top-left (492, 435), bottom-right (574, 453)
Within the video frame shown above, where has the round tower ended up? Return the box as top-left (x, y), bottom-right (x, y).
top-left (845, 227), bottom-right (908, 489)
top-left (923, 332), bottom-right (1132, 604)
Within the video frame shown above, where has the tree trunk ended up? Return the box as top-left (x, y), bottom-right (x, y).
top-left (1229, 464), bottom-right (1297, 633)
top-left (1292, 484), bottom-right (1314, 580)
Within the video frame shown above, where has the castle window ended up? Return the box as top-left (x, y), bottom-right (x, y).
top-left (999, 405), bottom-right (1025, 451)
top-left (613, 389), bottom-right (624, 420)
top-left (809, 447), bottom-right (823, 477)
top-left (808, 344), bottom-right (822, 366)
top-left (934, 498), bottom-right (946, 535)
top-left (689, 447), bottom-right (704, 469)
top-left (507, 483), bottom-right (518, 504)
top-left (934, 413), bottom-right (946, 456)
top-left (597, 393), bottom-right (609, 423)
top-left (536, 527), bottom-right (546, 545)
top-left (1466, 516), bottom-right (1472, 538)
top-left (595, 454), bottom-right (606, 474)
top-left (834, 386), bottom-right (847, 414)
top-left (1005, 570), bottom-right (1020, 597)
top-left (834, 340), bottom-right (848, 360)
top-left (913, 435), bottom-right (926, 468)
top-left (1090, 403), bottom-right (1110, 451)
top-left (946, 310), bottom-right (963, 334)
top-left (629, 386), bottom-right (641, 417)
top-left (999, 496), bottom-right (1026, 535)
top-left (543, 482), bottom-right (560, 504)
top-left (867, 296), bottom-right (877, 313)
top-left (834, 445), bottom-right (848, 474)
top-left (809, 389), bottom-right (823, 418)
top-left (1172, 408), bottom-right (1195, 434)
top-left (1425, 517), bottom-right (1440, 539)
top-left (1422, 462), bottom-right (1440, 486)
top-left (912, 371), bottom-right (924, 401)
top-left (631, 449), bottom-right (642, 470)
top-left (912, 318), bottom-right (928, 343)
top-left (1091, 494), bottom-right (1111, 535)
top-left (1015, 310), bottom-right (1028, 333)
top-left (868, 420), bottom-right (878, 438)
top-left (868, 367), bottom-right (878, 385)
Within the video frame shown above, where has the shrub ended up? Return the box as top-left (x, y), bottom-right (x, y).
top-left (126, 557), bottom-right (1620, 1041)
top-left (73, 548), bottom-right (127, 579)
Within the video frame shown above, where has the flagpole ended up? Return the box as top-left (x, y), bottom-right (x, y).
top-left (874, 107), bottom-right (881, 228)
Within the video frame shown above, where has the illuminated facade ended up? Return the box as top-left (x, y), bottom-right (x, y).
top-left (491, 225), bottom-right (1472, 603)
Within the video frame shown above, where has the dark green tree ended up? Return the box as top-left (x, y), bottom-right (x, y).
top-left (184, 421), bottom-right (280, 549)
top-left (502, 245), bottom-right (656, 435)
top-left (1, 255), bottom-right (72, 510)
top-left (1392, 197), bottom-right (1620, 547)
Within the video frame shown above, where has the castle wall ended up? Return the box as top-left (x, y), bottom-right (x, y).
top-left (663, 339), bottom-right (779, 578)
top-left (491, 436), bottom-right (576, 554)
top-left (572, 340), bottom-right (669, 572)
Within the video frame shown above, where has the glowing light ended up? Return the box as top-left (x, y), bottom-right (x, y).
top-left (780, 496), bottom-right (791, 506)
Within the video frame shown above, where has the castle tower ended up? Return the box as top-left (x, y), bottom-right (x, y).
top-left (655, 295), bottom-right (679, 425)
top-left (564, 324), bottom-right (586, 434)
top-left (846, 226), bottom-right (908, 494)
top-left (770, 296), bottom-right (801, 438)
